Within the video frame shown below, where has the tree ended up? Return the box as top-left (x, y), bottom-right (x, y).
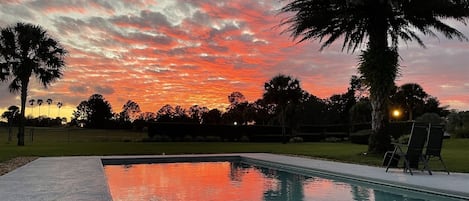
top-left (0, 22), bottom-right (67, 146)
top-left (28, 99), bottom-right (35, 116)
top-left (156, 104), bottom-right (175, 122)
top-left (263, 74), bottom-right (303, 143)
top-left (188, 105), bottom-right (209, 124)
top-left (2, 105), bottom-right (20, 142)
top-left (36, 99), bottom-right (43, 116)
top-left (72, 94), bottom-right (113, 128)
top-left (225, 92), bottom-right (250, 125)
top-left (46, 98), bottom-right (53, 117)
top-left (392, 83), bottom-right (428, 120)
top-left (227, 92), bottom-right (247, 109)
top-left (279, 1), bottom-right (469, 153)
top-left (56, 101), bottom-right (63, 117)
top-left (119, 100), bottom-right (141, 123)
top-left (202, 109), bottom-right (223, 125)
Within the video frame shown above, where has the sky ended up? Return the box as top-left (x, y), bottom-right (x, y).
top-left (1, 0), bottom-right (469, 120)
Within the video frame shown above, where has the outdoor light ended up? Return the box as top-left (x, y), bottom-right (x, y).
top-left (392, 109), bottom-right (401, 118)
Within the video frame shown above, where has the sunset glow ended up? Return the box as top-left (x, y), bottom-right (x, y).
top-left (1, 0), bottom-right (469, 119)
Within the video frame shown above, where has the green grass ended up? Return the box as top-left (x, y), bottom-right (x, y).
top-left (1, 127), bottom-right (468, 173)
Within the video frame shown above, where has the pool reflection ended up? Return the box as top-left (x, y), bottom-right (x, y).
top-left (104, 161), bottom-right (441, 201)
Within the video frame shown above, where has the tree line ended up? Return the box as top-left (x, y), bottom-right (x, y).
top-left (68, 75), bottom-right (449, 133)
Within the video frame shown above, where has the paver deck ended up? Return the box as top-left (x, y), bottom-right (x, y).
top-left (0, 153), bottom-right (468, 201)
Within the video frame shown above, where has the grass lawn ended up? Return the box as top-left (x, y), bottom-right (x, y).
top-left (1, 126), bottom-right (468, 173)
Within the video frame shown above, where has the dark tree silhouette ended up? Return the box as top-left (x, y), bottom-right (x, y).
top-left (2, 105), bottom-right (20, 142)
top-left (202, 109), bottom-right (223, 125)
top-left (46, 98), bottom-right (52, 117)
top-left (37, 99), bottom-right (43, 116)
top-left (188, 105), bottom-right (209, 124)
top-left (392, 83), bottom-right (428, 120)
top-left (56, 101), bottom-right (63, 117)
top-left (263, 74), bottom-right (303, 142)
top-left (119, 100), bottom-right (141, 123)
top-left (28, 99), bottom-right (35, 116)
top-left (72, 94), bottom-right (113, 128)
top-left (0, 22), bottom-right (67, 146)
top-left (279, 0), bottom-right (469, 153)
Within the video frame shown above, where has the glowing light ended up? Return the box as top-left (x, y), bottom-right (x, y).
top-left (392, 109), bottom-right (401, 118)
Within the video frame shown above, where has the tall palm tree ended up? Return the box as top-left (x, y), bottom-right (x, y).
top-left (28, 99), bottom-right (35, 116)
top-left (46, 98), bottom-right (53, 117)
top-left (57, 101), bottom-right (63, 117)
top-left (37, 99), bottom-right (43, 116)
top-left (279, 0), bottom-right (469, 153)
top-left (0, 22), bottom-right (67, 146)
top-left (263, 74), bottom-right (303, 143)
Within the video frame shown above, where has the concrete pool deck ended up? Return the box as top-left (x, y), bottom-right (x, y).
top-left (0, 153), bottom-right (468, 201)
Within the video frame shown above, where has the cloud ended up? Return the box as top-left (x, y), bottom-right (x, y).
top-left (94, 85), bottom-right (115, 95)
top-left (0, 0), bottom-right (468, 118)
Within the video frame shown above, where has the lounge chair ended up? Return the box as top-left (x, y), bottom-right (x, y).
top-left (425, 124), bottom-right (450, 175)
top-left (385, 123), bottom-right (431, 175)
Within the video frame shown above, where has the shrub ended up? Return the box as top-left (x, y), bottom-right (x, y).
top-left (183, 135), bottom-right (193, 142)
top-left (194, 136), bottom-right (205, 142)
top-left (453, 127), bottom-right (469, 138)
top-left (239, 135), bottom-right (250, 142)
top-left (416, 113), bottom-right (444, 124)
top-left (205, 136), bottom-right (222, 142)
top-left (289, 137), bottom-right (304, 143)
top-left (350, 129), bottom-right (371, 145)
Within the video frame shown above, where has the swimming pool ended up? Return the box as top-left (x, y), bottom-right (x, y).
top-left (102, 157), bottom-right (466, 201)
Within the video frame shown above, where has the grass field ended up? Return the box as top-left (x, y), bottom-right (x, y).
top-left (1, 126), bottom-right (468, 173)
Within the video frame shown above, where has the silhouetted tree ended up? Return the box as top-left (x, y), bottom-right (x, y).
top-left (391, 83), bottom-right (428, 120)
top-left (56, 101), bottom-right (63, 117)
top-left (46, 98), bottom-right (52, 117)
top-left (350, 98), bottom-right (372, 124)
top-left (156, 104), bottom-right (175, 122)
top-left (119, 100), bottom-right (141, 123)
top-left (188, 105), bottom-right (209, 124)
top-left (0, 22), bottom-right (67, 146)
top-left (202, 109), bottom-right (223, 125)
top-left (2, 105), bottom-right (19, 142)
top-left (225, 92), bottom-right (250, 125)
top-left (72, 94), bottom-right (113, 128)
top-left (37, 99), bottom-right (43, 116)
top-left (28, 99), bottom-right (35, 116)
top-left (296, 93), bottom-right (328, 125)
top-left (279, 0), bottom-right (469, 153)
top-left (263, 74), bottom-right (303, 142)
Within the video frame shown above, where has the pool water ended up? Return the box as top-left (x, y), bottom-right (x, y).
top-left (104, 161), bottom-right (463, 201)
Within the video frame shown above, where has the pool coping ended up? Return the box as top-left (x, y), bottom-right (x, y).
top-left (0, 153), bottom-right (468, 201)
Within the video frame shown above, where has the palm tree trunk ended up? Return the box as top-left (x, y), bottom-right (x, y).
top-left (368, 92), bottom-right (391, 153)
top-left (18, 84), bottom-right (27, 146)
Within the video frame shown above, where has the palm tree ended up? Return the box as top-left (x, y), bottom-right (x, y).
top-left (392, 83), bottom-right (428, 121)
top-left (57, 101), bottom-right (63, 117)
top-left (28, 99), bottom-right (35, 116)
top-left (279, 0), bottom-right (469, 153)
top-left (1, 105), bottom-right (20, 142)
top-left (263, 74), bottom-right (303, 143)
top-left (0, 22), bottom-right (67, 146)
top-left (37, 99), bottom-right (43, 116)
top-left (47, 98), bottom-right (53, 117)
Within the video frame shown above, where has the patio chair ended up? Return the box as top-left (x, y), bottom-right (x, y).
top-left (425, 124), bottom-right (450, 175)
top-left (386, 123), bottom-right (431, 175)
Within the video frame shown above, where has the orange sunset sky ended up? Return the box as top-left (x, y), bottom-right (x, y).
top-left (1, 0), bottom-right (469, 120)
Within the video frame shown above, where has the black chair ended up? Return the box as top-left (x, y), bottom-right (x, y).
top-left (425, 124), bottom-right (450, 174)
top-left (386, 123), bottom-right (431, 175)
